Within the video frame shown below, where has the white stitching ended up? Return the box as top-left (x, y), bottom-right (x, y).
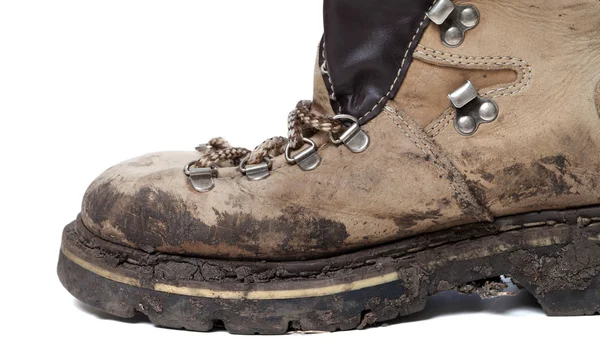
top-left (417, 45), bottom-right (529, 62)
top-left (321, 41), bottom-right (337, 103)
top-left (385, 105), bottom-right (495, 221)
top-left (384, 106), bottom-right (469, 204)
top-left (415, 45), bottom-right (534, 137)
top-left (415, 46), bottom-right (533, 99)
top-left (358, 14), bottom-right (430, 122)
top-left (429, 110), bottom-right (456, 138)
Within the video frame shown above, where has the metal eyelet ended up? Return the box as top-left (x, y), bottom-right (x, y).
top-left (285, 137), bottom-right (322, 171)
top-left (239, 155), bottom-right (272, 181)
top-left (448, 81), bottom-right (499, 136)
top-left (184, 162), bottom-right (218, 192)
top-left (427, 0), bottom-right (480, 48)
top-left (329, 114), bottom-right (370, 153)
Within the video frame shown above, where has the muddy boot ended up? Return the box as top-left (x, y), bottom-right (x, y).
top-left (58, 0), bottom-right (600, 334)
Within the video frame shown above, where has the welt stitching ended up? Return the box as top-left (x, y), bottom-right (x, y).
top-left (358, 13), bottom-right (430, 122)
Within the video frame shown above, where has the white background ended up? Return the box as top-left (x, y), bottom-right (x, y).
top-left (1, 1), bottom-right (597, 363)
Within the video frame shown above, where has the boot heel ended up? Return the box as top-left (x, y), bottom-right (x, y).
top-left (510, 222), bottom-right (600, 316)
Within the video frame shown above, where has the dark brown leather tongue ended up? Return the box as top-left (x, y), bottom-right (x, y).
top-left (322, 0), bottom-right (434, 124)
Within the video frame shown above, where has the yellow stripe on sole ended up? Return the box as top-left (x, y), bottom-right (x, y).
top-left (62, 246), bottom-right (142, 288)
top-left (62, 246), bottom-right (400, 300)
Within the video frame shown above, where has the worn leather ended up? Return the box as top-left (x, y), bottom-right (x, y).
top-left (394, 58), bottom-right (518, 128)
top-left (81, 107), bottom-right (485, 260)
top-left (80, 50), bottom-right (490, 260)
top-left (80, 0), bottom-right (600, 261)
top-left (322, 0), bottom-right (434, 123)
top-left (395, 0), bottom-right (600, 216)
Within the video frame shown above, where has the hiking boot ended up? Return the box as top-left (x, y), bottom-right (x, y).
top-left (58, 0), bottom-right (600, 334)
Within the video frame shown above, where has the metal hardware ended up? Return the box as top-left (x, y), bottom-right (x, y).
top-left (195, 144), bottom-right (209, 152)
top-left (427, 0), bottom-right (455, 24)
top-left (448, 81), bottom-right (499, 136)
top-left (448, 81), bottom-right (479, 108)
top-left (285, 137), bottom-right (322, 171)
top-left (184, 162), bottom-right (217, 192)
top-left (239, 156), bottom-right (272, 181)
top-left (427, 0), bottom-right (480, 48)
top-left (329, 114), bottom-right (370, 153)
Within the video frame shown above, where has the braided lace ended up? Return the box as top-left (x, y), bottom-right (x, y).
top-left (195, 101), bottom-right (342, 168)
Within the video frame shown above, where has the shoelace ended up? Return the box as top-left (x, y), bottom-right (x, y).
top-left (195, 101), bottom-right (342, 168)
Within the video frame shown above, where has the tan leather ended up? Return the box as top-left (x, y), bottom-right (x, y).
top-left (81, 0), bottom-right (600, 261)
top-left (396, 58), bottom-right (517, 128)
top-left (400, 0), bottom-right (600, 216)
top-left (82, 105), bottom-right (486, 260)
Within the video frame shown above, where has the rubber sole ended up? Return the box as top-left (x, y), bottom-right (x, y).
top-left (58, 207), bottom-right (600, 334)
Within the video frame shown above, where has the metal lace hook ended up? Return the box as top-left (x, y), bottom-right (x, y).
top-left (239, 155), bottom-right (273, 181)
top-left (285, 137), bottom-right (322, 172)
top-left (184, 161), bottom-right (218, 192)
top-left (329, 114), bottom-right (370, 153)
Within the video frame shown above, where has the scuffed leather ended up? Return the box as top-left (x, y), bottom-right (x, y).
top-left (79, 0), bottom-right (600, 262)
top-left (405, 0), bottom-right (600, 217)
top-left (322, 0), bottom-right (434, 123)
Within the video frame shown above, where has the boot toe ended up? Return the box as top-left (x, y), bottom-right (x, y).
top-left (79, 151), bottom-right (353, 260)
top-left (81, 151), bottom-right (209, 253)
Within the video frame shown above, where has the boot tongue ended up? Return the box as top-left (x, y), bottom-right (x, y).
top-left (321, 0), bottom-right (433, 124)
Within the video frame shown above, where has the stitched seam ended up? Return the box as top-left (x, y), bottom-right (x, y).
top-left (416, 50), bottom-right (531, 78)
top-left (415, 47), bottom-right (533, 99)
top-left (358, 14), bottom-right (429, 122)
top-left (418, 45), bottom-right (528, 62)
top-left (384, 106), bottom-right (469, 204)
top-left (322, 41), bottom-right (337, 102)
top-left (485, 60), bottom-right (532, 98)
top-left (415, 46), bottom-right (533, 137)
top-left (427, 109), bottom-right (455, 137)
top-left (386, 105), bottom-right (494, 222)
top-left (431, 111), bottom-right (456, 137)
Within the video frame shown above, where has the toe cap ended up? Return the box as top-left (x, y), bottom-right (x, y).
top-left (80, 151), bottom-right (352, 260)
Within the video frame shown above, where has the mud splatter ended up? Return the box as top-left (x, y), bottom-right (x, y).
top-left (468, 155), bottom-right (583, 204)
top-left (500, 155), bottom-right (582, 202)
top-left (465, 179), bottom-right (489, 209)
top-left (84, 181), bottom-right (349, 258)
top-left (392, 209), bottom-right (442, 230)
top-left (212, 208), bottom-right (349, 253)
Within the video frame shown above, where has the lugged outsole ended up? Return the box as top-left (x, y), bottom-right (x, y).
top-left (58, 206), bottom-right (600, 334)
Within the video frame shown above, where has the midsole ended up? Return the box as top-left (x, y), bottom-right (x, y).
top-left (61, 205), bottom-right (600, 301)
top-left (61, 246), bottom-right (399, 300)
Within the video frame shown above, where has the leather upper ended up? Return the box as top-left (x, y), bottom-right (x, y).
top-left (81, 109), bottom-right (479, 261)
top-left (81, 0), bottom-right (600, 262)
